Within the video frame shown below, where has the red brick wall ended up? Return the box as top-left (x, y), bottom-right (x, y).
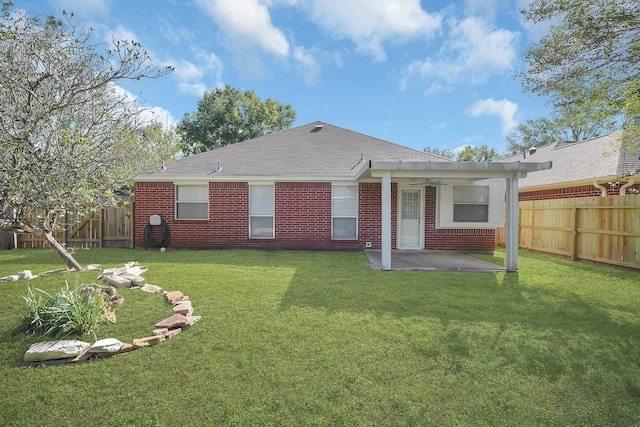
top-left (135, 181), bottom-right (494, 251)
top-left (520, 183), bottom-right (640, 201)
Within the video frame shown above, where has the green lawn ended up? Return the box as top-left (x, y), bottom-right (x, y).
top-left (1, 248), bottom-right (639, 426)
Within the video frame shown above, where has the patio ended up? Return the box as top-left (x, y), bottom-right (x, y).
top-left (365, 249), bottom-right (506, 272)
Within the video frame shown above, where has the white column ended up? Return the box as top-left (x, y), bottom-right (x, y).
top-left (381, 172), bottom-right (392, 270)
top-left (505, 175), bottom-right (519, 272)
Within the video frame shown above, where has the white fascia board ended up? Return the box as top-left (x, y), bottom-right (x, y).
top-left (134, 174), bottom-right (358, 183)
top-left (365, 161), bottom-right (552, 180)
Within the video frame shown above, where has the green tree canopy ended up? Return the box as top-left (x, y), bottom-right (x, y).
top-left (505, 107), bottom-right (617, 155)
top-left (178, 85), bottom-right (296, 155)
top-left (456, 145), bottom-right (503, 162)
top-left (423, 146), bottom-right (455, 159)
top-left (520, 0), bottom-right (640, 147)
top-left (0, 7), bottom-right (173, 269)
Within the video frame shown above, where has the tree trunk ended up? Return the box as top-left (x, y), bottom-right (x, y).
top-left (41, 231), bottom-right (82, 271)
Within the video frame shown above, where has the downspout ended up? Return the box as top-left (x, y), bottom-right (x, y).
top-left (619, 179), bottom-right (635, 195)
top-left (593, 181), bottom-right (608, 197)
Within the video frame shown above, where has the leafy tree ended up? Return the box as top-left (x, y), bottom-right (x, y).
top-left (456, 145), bottom-right (503, 162)
top-left (423, 146), bottom-right (454, 159)
top-left (505, 108), bottom-right (617, 155)
top-left (179, 85), bottom-right (296, 155)
top-left (520, 0), bottom-right (640, 147)
top-left (0, 8), bottom-right (172, 269)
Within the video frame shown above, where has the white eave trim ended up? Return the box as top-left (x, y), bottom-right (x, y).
top-left (133, 174), bottom-right (359, 183)
top-left (356, 160), bottom-right (552, 180)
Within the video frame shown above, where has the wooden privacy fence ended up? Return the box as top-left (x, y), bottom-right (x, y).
top-left (496, 194), bottom-right (640, 270)
top-left (17, 199), bottom-right (134, 249)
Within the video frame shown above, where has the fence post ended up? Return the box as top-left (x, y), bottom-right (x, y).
top-left (570, 205), bottom-right (577, 261)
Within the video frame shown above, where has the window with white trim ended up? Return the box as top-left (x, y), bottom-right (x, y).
top-left (249, 184), bottom-right (274, 238)
top-left (175, 185), bottom-right (208, 220)
top-left (453, 185), bottom-right (489, 222)
top-left (437, 180), bottom-right (504, 228)
top-left (332, 184), bottom-right (358, 239)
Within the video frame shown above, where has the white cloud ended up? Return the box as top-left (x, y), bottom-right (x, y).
top-left (178, 82), bottom-right (208, 97)
top-left (158, 18), bottom-right (195, 45)
top-left (293, 46), bottom-right (321, 85)
top-left (171, 59), bottom-right (205, 82)
top-left (142, 106), bottom-right (177, 128)
top-left (404, 16), bottom-right (519, 89)
top-left (110, 84), bottom-right (177, 127)
top-left (107, 25), bottom-right (140, 46)
top-left (464, 0), bottom-right (507, 22)
top-left (196, 0), bottom-right (289, 57)
top-left (468, 98), bottom-right (518, 134)
top-left (48, 0), bottom-right (110, 17)
top-left (164, 49), bottom-right (223, 96)
top-left (296, 0), bottom-right (442, 62)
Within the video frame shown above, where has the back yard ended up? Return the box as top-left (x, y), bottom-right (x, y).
top-left (0, 248), bottom-right (638, 426)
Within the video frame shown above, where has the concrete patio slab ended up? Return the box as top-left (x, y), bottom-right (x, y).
top-left (365, 250), bottom-right (506, 272)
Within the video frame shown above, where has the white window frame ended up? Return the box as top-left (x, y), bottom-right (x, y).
top-left (332, 184), bottom-right (358, 240)
top-left (436, 179), bottom-right (505, 228)
top-left (175, 184), bottom-right (209, 220)
top-left (249, 183), bottom-right (275, 239)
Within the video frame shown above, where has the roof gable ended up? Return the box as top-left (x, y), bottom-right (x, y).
top-left (501, 132), bottom-right (640, 189)
top-left (138, 121), bottom-right (447, 180)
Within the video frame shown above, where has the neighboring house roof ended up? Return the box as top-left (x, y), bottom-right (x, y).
top-left (500, 132), bottom-right (640, 190)
top-left (137, 121), bottom-right (449, 181)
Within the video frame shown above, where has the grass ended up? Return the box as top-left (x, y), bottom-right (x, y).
top-left (0, 247), bottom-right (639, 426)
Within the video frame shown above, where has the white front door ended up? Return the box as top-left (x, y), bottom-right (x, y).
top-left (398, 188), bottom-right (423, 249)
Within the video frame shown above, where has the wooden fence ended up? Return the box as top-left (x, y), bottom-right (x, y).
top-left (496, 194), bottom-right (640, 270)
top-left (17, 200), bottom-right (134, 249)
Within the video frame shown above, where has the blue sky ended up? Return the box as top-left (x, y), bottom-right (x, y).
top-left (21, 0), bottom-right (550, 153)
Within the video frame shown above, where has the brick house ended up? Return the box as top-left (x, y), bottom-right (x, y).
top-left (501, 132), bottom-right (640, 201)
top-left (134, 121), bottom-right (550, 270)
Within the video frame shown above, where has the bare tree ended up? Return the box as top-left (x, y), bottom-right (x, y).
top-left (0, 8), bottom-right (173, 269)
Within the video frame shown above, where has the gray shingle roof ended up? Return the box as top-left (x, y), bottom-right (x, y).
top-left (138, 121), bottom-right (448, 180)
top-left (500, 132), bottom-right (640, 189)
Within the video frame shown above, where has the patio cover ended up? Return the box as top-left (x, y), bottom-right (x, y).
top-left (356, 160), bottom-right (553, 272)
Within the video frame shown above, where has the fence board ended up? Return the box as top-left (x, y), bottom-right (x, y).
top-left (497, 194), bottom-right (640, 269)
top-left (14, 200), bottom-right (133, 249)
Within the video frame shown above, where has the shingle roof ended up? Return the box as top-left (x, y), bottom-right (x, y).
top-left (137, 121), bottom-right (448, 180)
top-left (500, 132), bottom-right (640, 189)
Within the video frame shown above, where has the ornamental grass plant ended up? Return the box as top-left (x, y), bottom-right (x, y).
top-left (20, 282), bottom-right (107, 339)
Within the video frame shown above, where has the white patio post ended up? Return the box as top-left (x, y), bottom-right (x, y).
top-left (381, 171), bottom-right (392, 270)
top-left (505, 175), bottom-right (519, 272)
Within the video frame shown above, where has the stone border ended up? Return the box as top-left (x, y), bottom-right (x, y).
top-left (18, 262), bottom-right (200, 367)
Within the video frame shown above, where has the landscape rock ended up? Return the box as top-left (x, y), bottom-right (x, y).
top-left (164, 328), bottom-right (182, 339)
top-left (184, 315), bottom-right (202, 327)
top-left (88, 338), bottom-right (124, 353)
top-left (121, 273), bottom-right (146, 287)
top-left (140, 284), bottom-right (163, 293)
top-left (99, 268), bottom-right (115, 278)
top-left (133, 335), bottom-right (165, 348)
top-left (155, 314), bottom-right (188, 329)
top-left (172, 300), bottom-right (193, 316)
top-left (107, 274), bottom-right (131, 288)
top-left (164, 291), bottom-right (184, 304)
top-left (23, 340), bottom-right (90, 362)
top-left (153, 328), bottom-right (169, 336)
top-left (4, 270), bottom-right (33, 282)
top-left (102, 308), bottom-right (117, 323)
